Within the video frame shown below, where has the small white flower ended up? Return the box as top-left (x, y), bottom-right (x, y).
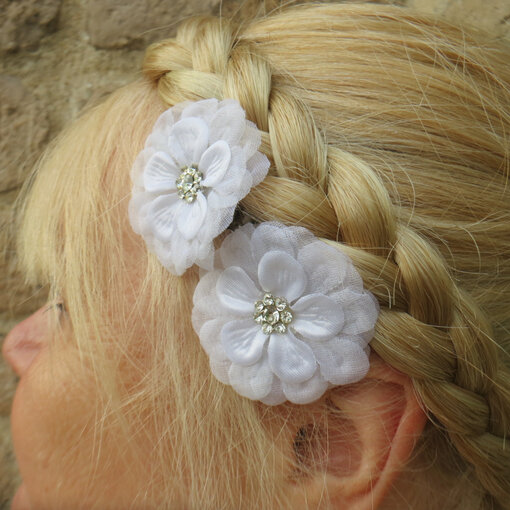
top-left (129, 98), bottom-right (270, 275)
top-left (192, 222), bottom-right (380, 405)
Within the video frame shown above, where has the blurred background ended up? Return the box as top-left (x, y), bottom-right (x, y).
top-left (0, 0), bottom-right (509, 507)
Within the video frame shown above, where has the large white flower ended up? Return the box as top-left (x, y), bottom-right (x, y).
top-left (192, 222), bottom-right (380, 405)
top-left (129, 98), bottom-right (270, 275)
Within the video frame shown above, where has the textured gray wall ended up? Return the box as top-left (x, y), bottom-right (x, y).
top-left (1, 0), bottom-right (509, 507)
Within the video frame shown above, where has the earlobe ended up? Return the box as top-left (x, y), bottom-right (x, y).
top-left (287, 355), bottom-right (427, 510)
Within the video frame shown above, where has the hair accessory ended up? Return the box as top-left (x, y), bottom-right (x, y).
top-left (191, 222), bottom-right (379, 405)
top-left (129, 98), bottom-right (270, 275)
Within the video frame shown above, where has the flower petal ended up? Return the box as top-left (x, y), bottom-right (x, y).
top-left (260, 377), bottom-right (287, 406)
top-left (282, 370), bottom-right (329, 405)
top-left (200, 140), bottom-right (231, 187)
top-left (258, 251), bottom-right (307, 303)
top-left (197, 318), bottom-right (224, 356)
top-left (209, 343), bottom-right (231, 384)
top-left (216, 266), bottom-right (261, 314)
top-left (292, 294), bottom-right (344, 341)
top-left (181, 98), bottom-right (218, 123)
top-left (145, 193), bottom-right (180, 242)
top-left (176, 192), bottom-right (208, 240)
top-left (221, 319), bottom-right (268, 366)
top-left (143, 151), bottom-right (180, 192)
top-left (219, 228), bottom-right (257, 280)
top-left (209, 100), bottom-right (246, 146)
top-left (328, 289), bottom-right (379, 343)
top-left (268, 330), bottom-right (317, 384)
top-left (192, 270), bottom-right (223, 319)
top-left (228, 354), bottom-right (273, 400)
top-left (169, 117), bottom-right (209, 164)
top-left (297, 241), bottom-right (353, 295)
top-left (313, 337), bottom-right (370, 385)
top-left (250, 223), bottom-right (314, 265)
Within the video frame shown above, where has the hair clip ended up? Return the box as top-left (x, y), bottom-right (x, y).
top-left (191, 222), bottom-right (379, 405)
top-left (129, 98), bottom-right (270, 275)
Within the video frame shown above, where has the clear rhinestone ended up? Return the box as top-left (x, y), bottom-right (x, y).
top-left (263, 293), bottom-right (274, 306)
top-left (275, 298), bottom-right (287, 311)
top-left (176, 165), bottom-right (203, 203)
top-left (274, 323), bottom-right (286, 334)
top-left (262, 323), bottom-right (274, 335)
top-left (253, 292), bottom-right (294, 335)
top-left (266, 311), bottom-right (279, 325)
top-left (281, 310), bottom-right (293, 324)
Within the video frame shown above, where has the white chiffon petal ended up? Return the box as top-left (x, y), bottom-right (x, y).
top-left (176, 192), bottom-right (208, 240)
top-left (145, 193), bottom-right (180, 242)
top-left (259, 377), bottom-right (287, 406)
top-left (216, 266), bottom-right (261, 313)
top-left (143, 151), bottom-right (180, 192)
top-left (197, 318), bottom-right (224, 355)
top-left (282, 370), bottom-right (329, 405)
top-left (210, 100), bottom-right (246, 146)
top-left (219, 229), bottom-right (257, 280)
top-left (209, 343), bottom-right (231, 384)
top-left (329, 289), bottom-right (379, 341)
top-left (200, 140), bottom-right (231, 187)
top-left (181, 98), bottom-right (218, 123)
top-left (221, 319), bottom-right (268, 366)
top-left (292, 294), bottom-right (344, 341)
top-left (228, 354), bottom-right (273, 400)
top-left (297, 241), bottom-right (351, 295)
top-left (258, 251), bottom-right (307, 302)
top-left (170, 117), bottom-right (209, 163)
top-left (267, 330), bottom-right (317, 384)
top-left (313, 337), bottom-right (370, 385)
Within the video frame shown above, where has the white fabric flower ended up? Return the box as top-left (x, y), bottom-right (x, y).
top-left (192, 222), bottom-right (380, 405)
top-left (129, 98), bottom-right (270, 275)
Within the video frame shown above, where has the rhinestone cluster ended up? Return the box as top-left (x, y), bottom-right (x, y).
top-left (253, 293), bottom-right (294, 335)
top-left (176, 165), bottom-right (203, 203)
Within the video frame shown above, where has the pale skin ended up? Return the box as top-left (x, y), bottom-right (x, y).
top-left (3, 291), bottom-right (427, 509)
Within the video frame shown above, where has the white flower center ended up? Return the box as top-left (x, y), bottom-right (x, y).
top-left (176, 165), bottom-right (203, 203)
top-left (253, 292), bottom-right (294, 335)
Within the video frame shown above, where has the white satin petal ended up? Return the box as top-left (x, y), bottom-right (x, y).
top-left (170, 117), bottom-right (209, 164)
top-left (145, 193), bottom-right (180, 242)
top-left (176, 193), bottom-right (208, 240)
top-left (313, 337), bottom-right (370, 385)
top-left (282, 370), bottom-right (329, 405)
top-left (221, 319), bottom-right (268, 366)
top-left (292, 294), bottom-right (344, 341)
top-left (143, 151), bottom-right (180, 192)
top-left (268, 330), bottom-right (317, 384)
top-left (200, 140), bottom-right (231, 187)
top-left (228, 354), bottom-right (273, 400)
top-left (216, 266), bottom-right (261, 314)
top-left (258, 251), bottom-right (307, 302)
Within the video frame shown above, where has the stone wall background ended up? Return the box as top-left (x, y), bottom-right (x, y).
top-left (0, 0), bottom-right (509, 507)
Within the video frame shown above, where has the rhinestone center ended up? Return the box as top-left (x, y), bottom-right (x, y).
top-left (253, 293), bottom-right (294, 335)
top-left (176, 165), bottom-right (203, 203)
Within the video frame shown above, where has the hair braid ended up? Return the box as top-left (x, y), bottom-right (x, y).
top-left (141, 13), bottom-right (510, 509)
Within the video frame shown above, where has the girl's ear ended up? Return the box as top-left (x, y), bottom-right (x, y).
top-left (287, 354), bottom-right (427, 510)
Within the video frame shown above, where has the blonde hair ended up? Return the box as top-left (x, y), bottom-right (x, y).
top-left (15, 3), bottom-right (510, 509)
